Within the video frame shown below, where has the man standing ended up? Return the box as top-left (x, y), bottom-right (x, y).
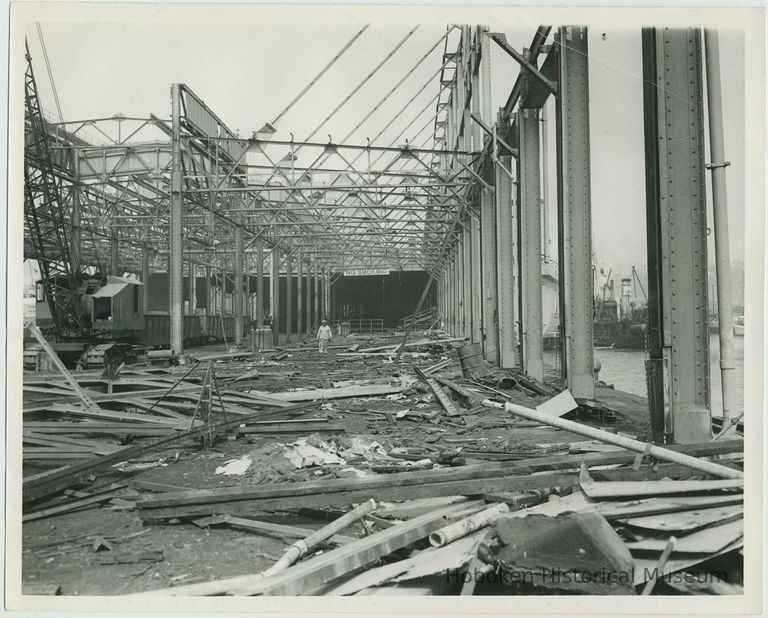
top-left (317, 319), bottom-right (332, 354)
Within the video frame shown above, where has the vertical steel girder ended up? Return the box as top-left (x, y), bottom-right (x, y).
top-left (255, 238), bottom-right (264, 326)
top-left (169, 83), bottom-right (184, 354)
top-left (286, 253), bottom-right (294, 342)
top-left (642, 28), bottom-right (710, 443)
top-left (470, 215), bottom-right (482, 344)
top-left (456, 242), bottom-right (465, 335)
top-left (556, 27), bottom-right (594, 400)
top-left (479, 31), bottom-right (499, 364)
top-left (141, 247), bottom-right (150, 315)
top-left (205, 265), bottom-right (212, 319)
top-left (110, 227), bottom-right (119, 276)
top-left (314, 265), bottom-right (320, 326)
top-left (520, 108), bottom-right (544, 380)
top-left (496, 154), bottom-right (518, 369)
top-left (271, 248), bottom-right (280, 339)
top-left (297, 255), bottom-right (304, 337)
top-left (189, 261), bottom-right (197, 314)
top-left (234, 221), bottom-right (244, 345)
top-left (461, 228), bottom-right (471, 339)
top-left (305, 261), bottom-right (312, 334)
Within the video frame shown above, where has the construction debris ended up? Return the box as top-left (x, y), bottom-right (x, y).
top-left (21, 332), bottom-right (744, 596)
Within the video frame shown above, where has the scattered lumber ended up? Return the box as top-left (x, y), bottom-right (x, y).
top-left (23, 401), bottom-right (321, 505)
top-left (249, 381), bottom-right (406, 402)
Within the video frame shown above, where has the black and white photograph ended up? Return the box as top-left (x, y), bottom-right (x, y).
top-left (4, 2), bottom-right (765, 612)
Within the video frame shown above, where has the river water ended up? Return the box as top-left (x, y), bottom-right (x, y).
top-left (550, 335), bottom-right (744, 416)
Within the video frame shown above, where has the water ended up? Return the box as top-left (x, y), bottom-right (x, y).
top-left (569, 335), bottom-right (744, 416)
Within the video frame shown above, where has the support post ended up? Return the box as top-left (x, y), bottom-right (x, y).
top-left (496, 154), bottom-right (518, 369)
top-left (642, 28), bottom-right (710, 443)
top-left (297, 254), bottom-right (304, 338)
top-left (189, 261), bottom-right (197, 314)
top-left (255, 238), bottom-right (264, 326)
top-left (271, 248), bottom-right (280, 343)
top-left (479, 30), bottom-right (499, 364)
top-left (314, 265), bottom-right (320, 326)
top-left (110, 227), bottom-right (119, 276)
top-left (520, 108), bottom-right (544, 380)
top-left (556, 27), bottom-right (594, 400)
top-left (169, 83), bottom-right (184, 354)
top-left (141, 246), bottom-right (150, 315)
top-left (234, 221), bottom-right (244, 346)
top-left (704, 29), bottom-right (737, 432)
top-left (285, 253), bottom-right (293, 342)
top-left (305, 261), bottom-right (312, 335)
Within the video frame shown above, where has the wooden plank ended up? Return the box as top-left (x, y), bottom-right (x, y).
top-left (22, 401), bottom-right (321, 504)
top-left (137, 441), bottom-right (743, 511)
top-left (618, 503), bottom-right (743, 533)
top-left (138, 463), bottom-right (700, 522)
top-left (22, 583), bottom-right (62, 595)
top-left (23, 485), bottom-right (127, 522)
top-left (249, 382), bottom-right (406, 402)
top-left (625, 517), bottom-right (743, 553)
top-left (580, 476), bottom-right (743, 499)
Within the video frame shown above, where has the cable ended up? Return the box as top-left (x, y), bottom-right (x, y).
top-left (36, 22), bottom-right (63, 121)
top-left (270, 24), bottom-right (370, 127)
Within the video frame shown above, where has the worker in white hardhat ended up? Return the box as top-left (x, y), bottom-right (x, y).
top-left (316, 319), bottom-right (332, 354)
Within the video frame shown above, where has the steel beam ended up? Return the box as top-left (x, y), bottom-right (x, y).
top-left (169, 83), bottom-right (184, 354)
top-left (642, 28), bottom-right (710, 443)
top-left (479, 30), bottom-right (498, 364)
top-left (234, 221), bottom-right (244, 345)
top-left (556, 27), bottom-right (594, 399)
top-left (255, 238), bottom-right (264, 326)
top-left (519, 108), bottom-right (544, 380)
top-left (462, 227), bottom-right (473, 340)
top-left (285, 252), bottom-right (293, 343)
top-left (314, 265), bottom-right (320, 326)
top-left (189, 261), bottom-right (197, 314)
top-left (297, 254), bottom-right (304, 337)
top-left (271, 248), bottom-right (280, 342)
top-left (141, 247), bottom-right (150, 315)
top-left (496, 154), bottom-right (518, 369)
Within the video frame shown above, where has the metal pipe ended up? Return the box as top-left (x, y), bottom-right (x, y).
top-left (704, 29), bottom-right (737, 432)
top-left (504, 401), bottom-right (742, 479)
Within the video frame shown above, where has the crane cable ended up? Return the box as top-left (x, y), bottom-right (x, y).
top-left (35, 22), bottom-right (63, 122)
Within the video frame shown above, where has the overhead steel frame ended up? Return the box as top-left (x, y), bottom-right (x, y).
top-left (642, 28), bottom-right (711, 444)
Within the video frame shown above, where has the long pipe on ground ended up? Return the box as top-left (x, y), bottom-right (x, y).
top-left (504, 401), bottom-right (743, 480)
top-left (704, 29), bottom-right (738, 434)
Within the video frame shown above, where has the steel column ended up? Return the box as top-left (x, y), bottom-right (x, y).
top-left (314, 265), bottom-right (320, 326)
top-left (556, 27), bottom-right (594, 399)
top-left (642, 28), bottom-right (710, 443)
top-left (169, 83), bottom-right (184, 354)
top-left (110, 227), bottom-right (119, 276)
top-left (519, 108), bottom-right (544, 380)
top-left (496, 154), bottom-right (518, 369)
top-left (189, 261), bottom-right (197, 314)
top-left (271, 248), bottom-right (280, 342)
top-left (255, 238), bottom-right (264, 326)
top-left (297, 255), bottom-right (304, 337)
top-left (305, 261), bottom-right (312, 335)
top-left (285, 253), bottom-right (293, 342)
top-left (141, 247), bottom-right (150, 315)
top-left (234, 221), bottom-right (244, 345)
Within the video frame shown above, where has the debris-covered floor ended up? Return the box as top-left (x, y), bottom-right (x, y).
top-left (21, 332), bottom-right (744, 596)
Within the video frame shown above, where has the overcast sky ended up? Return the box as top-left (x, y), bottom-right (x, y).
top-left (21, 10), bottom-right (746, 279)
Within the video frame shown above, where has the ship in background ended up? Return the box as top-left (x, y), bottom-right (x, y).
top-left (592, 269), bottom-right (648, 350)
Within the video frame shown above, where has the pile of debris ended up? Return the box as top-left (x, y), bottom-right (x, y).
top-left (20, 330), bottom-right (744, 596)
